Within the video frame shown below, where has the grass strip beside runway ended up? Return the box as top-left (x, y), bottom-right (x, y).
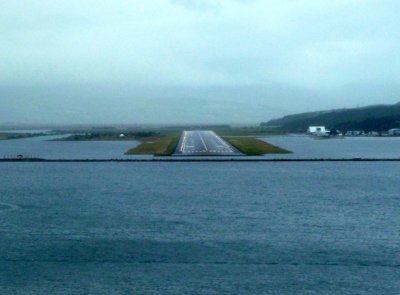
top-left (125, 134), bottom-right (180, 156)
top-left (223, 136), bottom-right (291, 155)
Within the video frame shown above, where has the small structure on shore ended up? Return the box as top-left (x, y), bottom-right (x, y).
top-left (307, 126), bottom-right (330, 137)
top-left (388, 129), bottom-right (400, 136)
top-left (346, 130), bottom-right (365, 136)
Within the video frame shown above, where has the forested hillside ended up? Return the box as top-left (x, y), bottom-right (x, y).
top-left (261, 103), bottom-right (400, 132)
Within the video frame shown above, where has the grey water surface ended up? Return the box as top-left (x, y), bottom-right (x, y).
top-left (261, 135), bottom-right (400, 159)
top-left (0, 162), bottom-right (399, 294)
top-left (0, 135), bottom-right (140, 159)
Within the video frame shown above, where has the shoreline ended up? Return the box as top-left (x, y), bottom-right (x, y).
top-left (1, 158), bottom-right (400, 162)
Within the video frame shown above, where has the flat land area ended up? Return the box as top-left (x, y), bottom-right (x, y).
top-left (224, 136), bottom-right (291, 156)
top-left (56, 131), bottom-right (157, 141)
top-left (55, 126), bottom-right (285, 141)
top-left (174, 130), bottom-right (242, 156)
top-left (126, 130), bottom-right (290, 156)
top-left (125, 133), bottom-right (180, 156)
top-left (50, 126), bottom-right (289, 156)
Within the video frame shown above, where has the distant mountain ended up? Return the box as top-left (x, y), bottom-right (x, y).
top-left (261, 102), bottom-right (400, 132)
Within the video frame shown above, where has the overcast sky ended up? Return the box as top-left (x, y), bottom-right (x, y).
top-left (1, 0), bottom-right (400, 125)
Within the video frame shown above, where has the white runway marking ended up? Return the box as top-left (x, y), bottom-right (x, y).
top-left (198, 132), bottom-right (208, 151)
top-left (174, 130), bottom-right (242, 156)
top-left (180, 131), bottom-right (188, 153)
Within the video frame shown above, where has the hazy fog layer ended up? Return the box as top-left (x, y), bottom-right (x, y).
top-left (1, 0), bottom-right (400, 124)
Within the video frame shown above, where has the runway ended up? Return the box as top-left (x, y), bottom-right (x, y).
top-left (174, 130), bottom-right (243, 156)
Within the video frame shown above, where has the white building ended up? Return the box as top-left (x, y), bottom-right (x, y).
top-left (307, 126), bottom-right (329, 135)
top-left (388, 128), bottom-right (400, 136)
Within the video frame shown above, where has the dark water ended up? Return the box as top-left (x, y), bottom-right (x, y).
top-left (1, 162), bottom-right (399, 294)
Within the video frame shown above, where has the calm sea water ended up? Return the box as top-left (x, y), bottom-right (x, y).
top-left (0, 162), bottom-right (399, 294)
top-left (0, 135), bottom-right (140, 159)
top-left (262, 135), bottom-right (400, 159)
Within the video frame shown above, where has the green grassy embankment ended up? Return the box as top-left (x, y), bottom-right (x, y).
top-left (51, 126), bottom-right (289, 156)
top-left (224, 136), bottom-right (291, 156)
top-left (127, 133), bottom-right (289, 156)
top-left (215, 127), bottom-right (286, 137)
top-left (125, 133), bottom-right (180, 156)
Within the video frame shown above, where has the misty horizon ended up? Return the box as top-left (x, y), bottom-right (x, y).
top-left (1, 1), bottom-right (400, 124)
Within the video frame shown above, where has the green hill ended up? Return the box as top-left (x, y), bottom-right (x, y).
top-left (261, 102), bottom-right (400, 132)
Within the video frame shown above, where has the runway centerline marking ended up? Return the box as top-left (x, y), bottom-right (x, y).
top-left (198, 132), bottom-right (208, 151)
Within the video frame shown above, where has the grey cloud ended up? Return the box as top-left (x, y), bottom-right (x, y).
top-left (0, 0), bottom-right (399, 124)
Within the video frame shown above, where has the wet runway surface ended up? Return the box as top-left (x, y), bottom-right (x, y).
top-left (174, 130), bottom-right (242, 156)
